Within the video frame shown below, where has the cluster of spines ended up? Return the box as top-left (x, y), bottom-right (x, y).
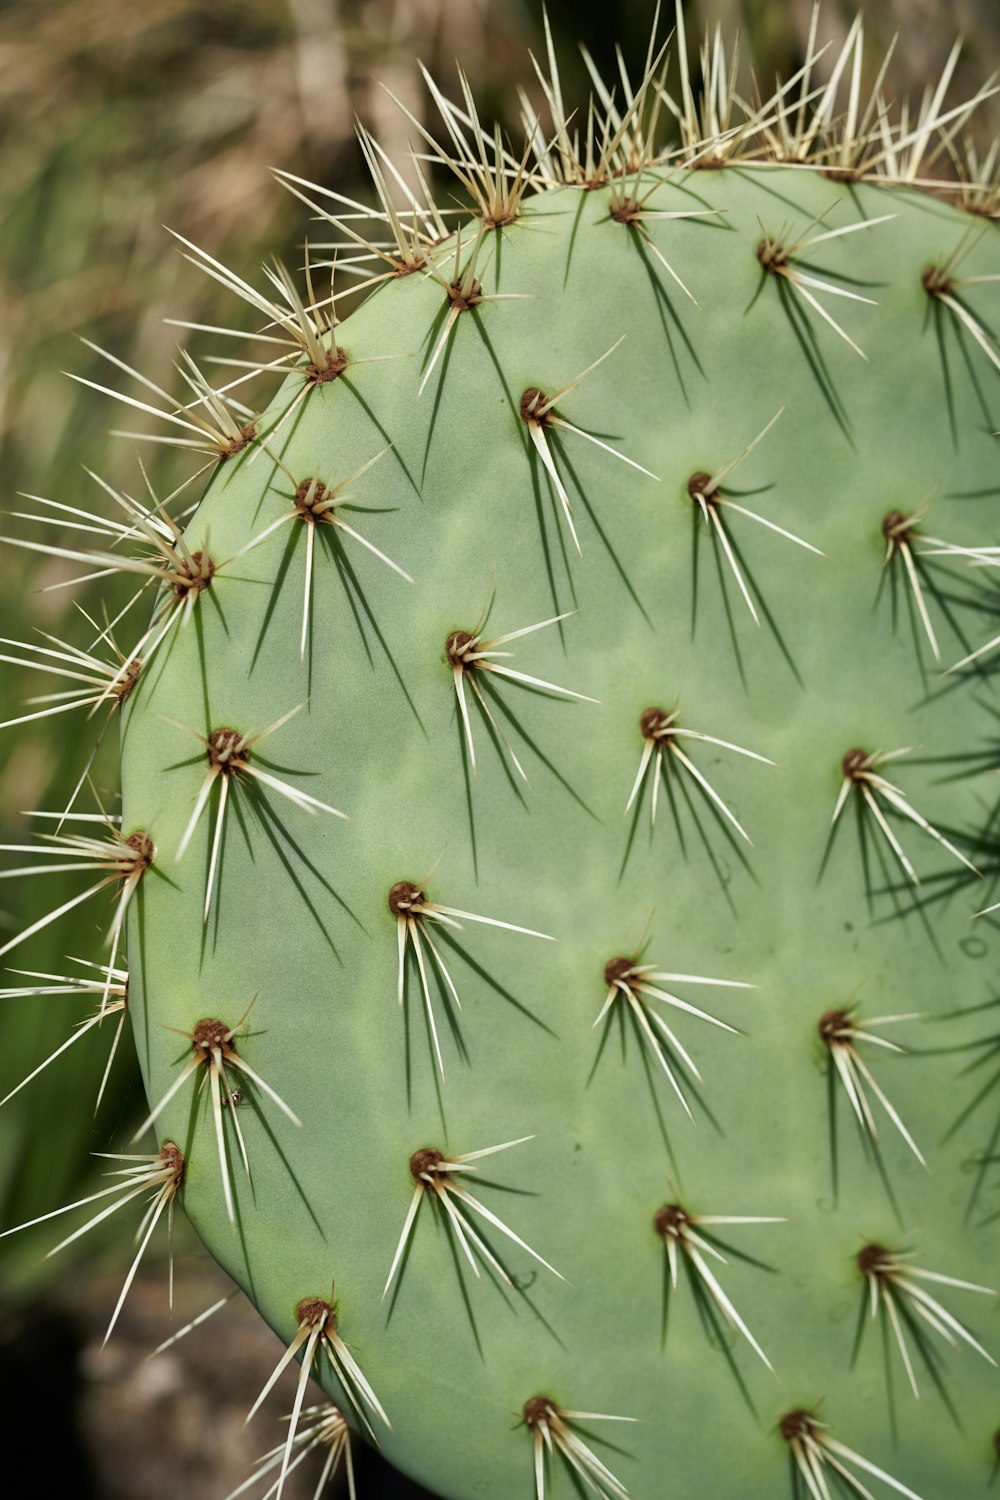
top-left (0, 9), bottom-right (997, 1500)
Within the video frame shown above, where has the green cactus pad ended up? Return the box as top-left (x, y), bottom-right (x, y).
top-left (5, 15), bottom-right (1000, 1500)
top-left (116, 159), bottom-right (1000, 1498)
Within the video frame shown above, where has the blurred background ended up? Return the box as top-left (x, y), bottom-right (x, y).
top-left (0, 0), bottom-right (995, 1493)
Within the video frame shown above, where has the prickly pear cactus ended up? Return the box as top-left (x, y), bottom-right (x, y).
top-left (4, 12), bottom-right (1000, 1500)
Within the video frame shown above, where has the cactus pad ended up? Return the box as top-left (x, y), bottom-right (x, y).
top-left (4, 13), bottom-right (1000, 1500)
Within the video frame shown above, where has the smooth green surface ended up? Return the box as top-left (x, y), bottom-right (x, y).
top-left (122, 169), bottom-right (999, 1498)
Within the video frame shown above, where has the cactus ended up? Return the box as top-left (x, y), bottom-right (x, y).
top-left (2, 9), bottom-right (1000, 1498)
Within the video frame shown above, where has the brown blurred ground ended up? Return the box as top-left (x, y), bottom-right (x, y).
top-left (5, 1255), bottom-right (435, 1498)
